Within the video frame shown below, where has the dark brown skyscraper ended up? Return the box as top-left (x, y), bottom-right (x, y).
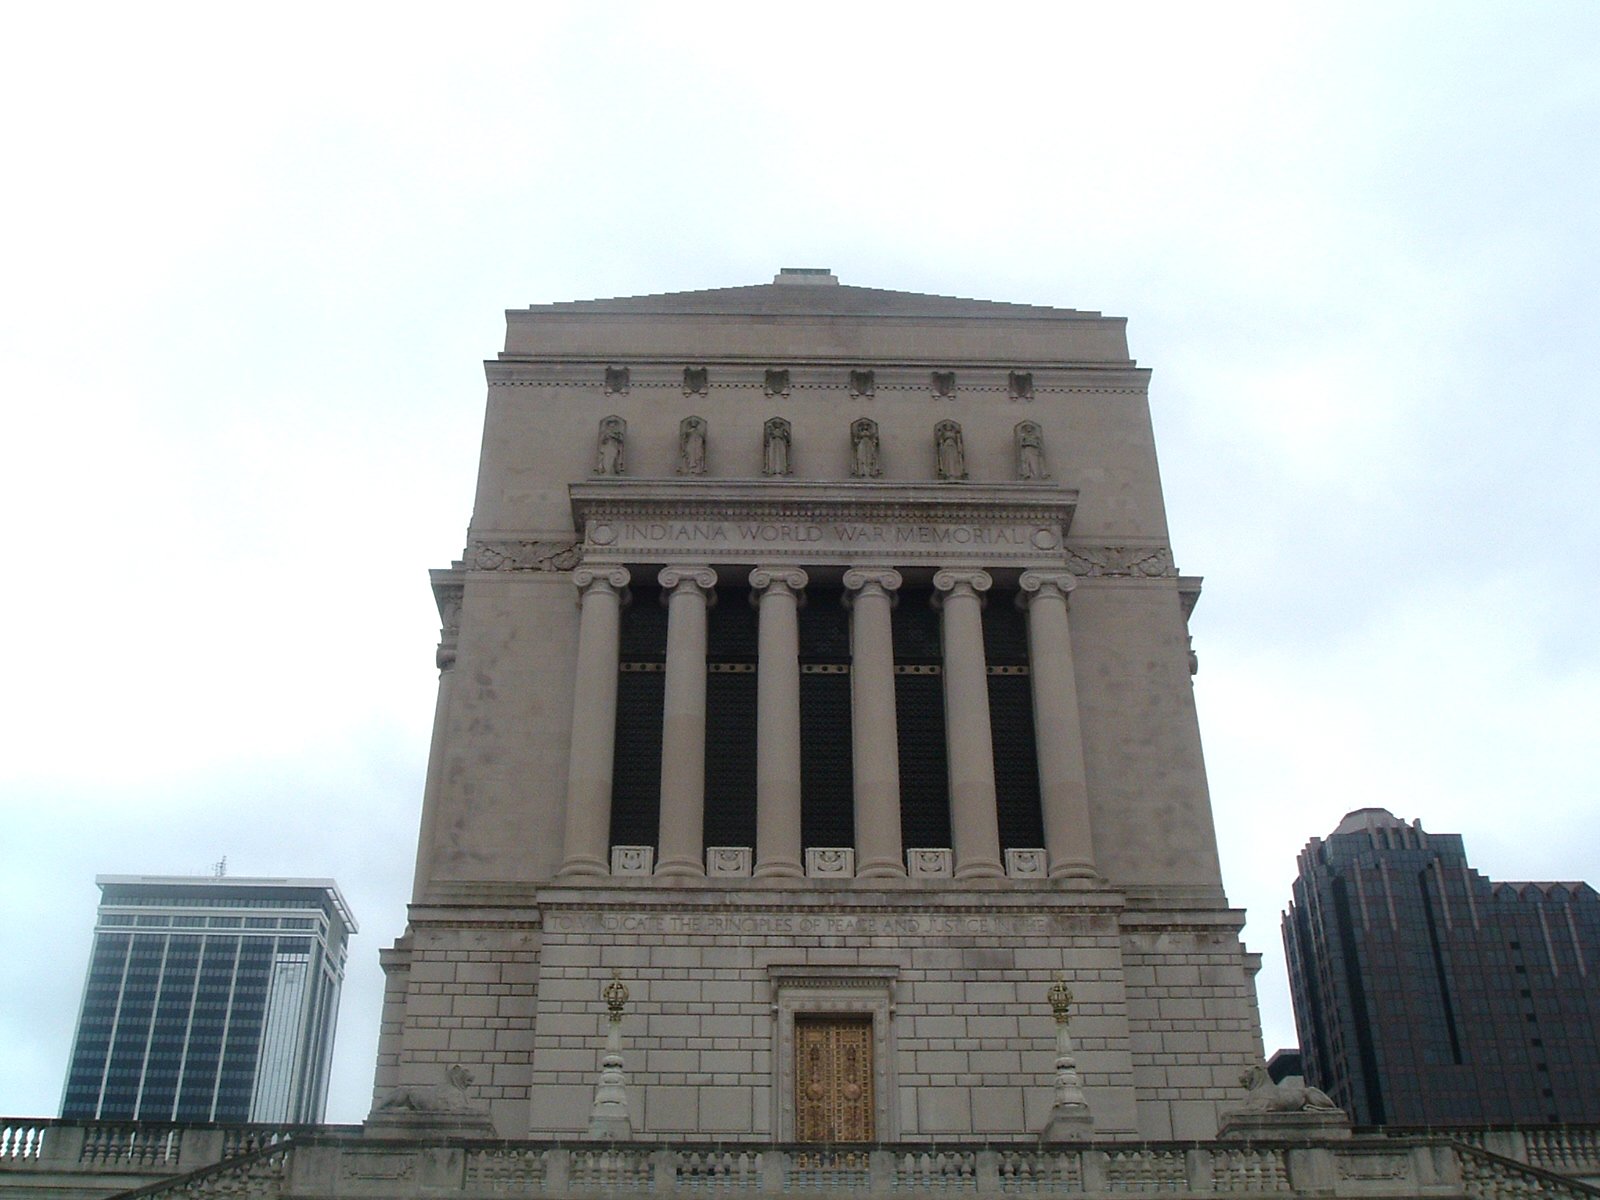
top-left (1284, 809), bottom-right (1600, 1125)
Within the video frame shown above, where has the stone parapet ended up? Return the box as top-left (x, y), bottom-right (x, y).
top-left (14, 1129), bottom-right (1600, 1200)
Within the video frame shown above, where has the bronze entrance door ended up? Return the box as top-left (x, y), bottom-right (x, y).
top-left (794, 1016), bottom-right (874, 1142)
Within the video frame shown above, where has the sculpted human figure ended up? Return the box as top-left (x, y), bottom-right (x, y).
top-left (763, 416), bottom-right (792, 476)
top-left (850, 417), bottom-right (881, 478)
top-left (935, 419), bottom-right (966, 480)
top-left (1016, 420), bottom-right (1049, 479)
top-left (678, 415), bottom-right (707, 475)
top-left (595, 415), bottom-right (626, 475)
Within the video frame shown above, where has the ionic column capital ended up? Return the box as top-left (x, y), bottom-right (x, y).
top-left (843, 567), bottom-right (902, 604)
top-left (573, 565), bottom-right (631, 597)
top-left (932, 568), bottom-right (993, 606)
top-left (1018, 569), bottom-right (1077, 605)
top-left (657, 565), bottom-right (717, 595)
top-left (749, 566), bottom-right (809, 597)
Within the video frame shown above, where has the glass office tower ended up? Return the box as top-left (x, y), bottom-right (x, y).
top-left (1284, 809), bottom-right (1600, 1125)
top-left (60, 876), bottom-right (355, 1124)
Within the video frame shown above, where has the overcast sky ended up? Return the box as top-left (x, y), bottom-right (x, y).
top-left (2, 3), bottom-right (1596, 1124)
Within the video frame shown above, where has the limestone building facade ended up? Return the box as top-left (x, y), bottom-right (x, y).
top-left (373, 270), bottom-right (1264, 1142)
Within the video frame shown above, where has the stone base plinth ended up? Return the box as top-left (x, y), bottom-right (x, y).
top-left (1216, 1108), bottom-right (1351, 1141)
top-left (363, 1111), bottom-right (499, 1141)
top-left (1041, 1104), bottom-right (1094, 1143)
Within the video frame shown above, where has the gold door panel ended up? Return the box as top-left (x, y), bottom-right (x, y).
top-left (795, 1016), bottom-right (874, 1142)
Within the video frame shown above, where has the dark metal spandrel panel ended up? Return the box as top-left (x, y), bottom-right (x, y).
top-left (708, 585), bottom-right (759, 661)
top-left (896, 672), bottom-right (951, 850)
top-left (981, 591), bottom-right (1030, 665)
top-left (704, 668), bottom-right (757, 849)
top-left (988, 674), bottom-right (1044, 851)
top-left (800, 671), bottom-right (853, 849)
top-left (798, 586), bottom-right (851, 663)
top-left (610, 669), bottom-right (664, 851)
top-left (619, 584), bottom-right (667, 661)
top-left (891, 587), bottom-right (941, 663)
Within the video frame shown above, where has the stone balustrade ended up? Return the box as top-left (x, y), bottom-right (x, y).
top-left (1386, 1126), bottom-right (1600, 1188)
top-left (10, 1123), bottom-right (1600, 1200)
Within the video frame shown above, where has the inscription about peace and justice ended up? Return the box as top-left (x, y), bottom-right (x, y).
top-left (545, 910), bottom-right (1117, 937)
top-left (586, 519), bottom-right (1061, 554)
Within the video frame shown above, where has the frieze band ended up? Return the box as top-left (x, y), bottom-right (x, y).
top-left (1064, 545), bottom-right (1177, 578)
top-left (468, 539), bottom-right (582, 572)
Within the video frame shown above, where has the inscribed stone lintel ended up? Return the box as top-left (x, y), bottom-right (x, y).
top-left (542, 908), bottom-right (1105, 938)
top-left (569, 480), bottom-right (1078, 568)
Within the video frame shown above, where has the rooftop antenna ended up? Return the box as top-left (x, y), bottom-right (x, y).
top-left (212, 856), bottom-right (227, 878)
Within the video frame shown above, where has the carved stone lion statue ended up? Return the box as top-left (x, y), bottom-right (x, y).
top-left (1237, 1064), bottom-right (1339, 1113)
top-left (375, 1064), bottom-right (484, 1115)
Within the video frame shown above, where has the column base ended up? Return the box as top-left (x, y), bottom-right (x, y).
top-left (654, 858), bottom-right (706, 878)
top-left (954, 860), bottom-right (1005, 880)
top-left (856, 858), bottom-right (908, 879)
top-left (1040, 1104), bottom-right (1094, 1143)
top-left (752, 862), bottom-right (804, 880)
top-left (1048, 861), bottom-right (1102, 887)
top-left (556, 856), bottom-right (609, 879)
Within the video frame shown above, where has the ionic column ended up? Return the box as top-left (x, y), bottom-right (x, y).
top-left (558, 566), bottom-right (631, 878)
top-left (843, 567), bottom-right (906, 878)
top-left (1019, 570), bottom-right (1098, 882)
top-left (933, 568), bottom-right (1004, 880)
top-left (751, 567), bottom-right (808, 879)
top-left (654, 565), bottom-right (717, 877)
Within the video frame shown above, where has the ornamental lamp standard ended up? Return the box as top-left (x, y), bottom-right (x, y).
top-left (588, 973), bottom-right (634, 1139)
top-left (1041, 975), bottom-right (1093, 1141)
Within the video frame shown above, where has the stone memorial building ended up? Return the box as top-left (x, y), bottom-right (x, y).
top-left (373, 270), bottom-right (1264, 1143)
